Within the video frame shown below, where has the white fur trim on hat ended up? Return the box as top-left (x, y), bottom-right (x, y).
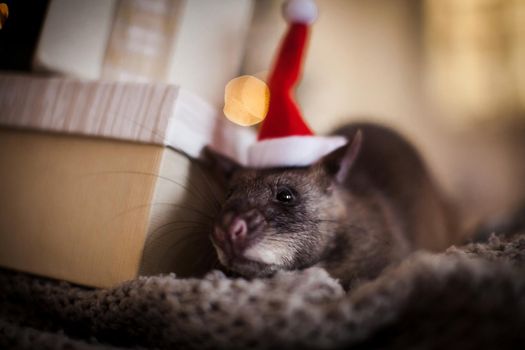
top-left (247, 135), bottom-right (347, 168)
top-left (283, 0), bottom-right (318, 24)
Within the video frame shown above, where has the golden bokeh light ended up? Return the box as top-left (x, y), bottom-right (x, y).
top-left (223, 75), bottom-right (270, 127)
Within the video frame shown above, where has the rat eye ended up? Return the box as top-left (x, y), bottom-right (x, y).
top-left (276, 187), bottom-right (295, 203)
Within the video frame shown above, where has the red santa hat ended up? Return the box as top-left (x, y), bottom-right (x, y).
top-left (246, 0), bottom-right (347, 168)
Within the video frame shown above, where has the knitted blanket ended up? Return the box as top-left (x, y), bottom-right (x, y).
top-left (1, 233), bottom-right (524, 350)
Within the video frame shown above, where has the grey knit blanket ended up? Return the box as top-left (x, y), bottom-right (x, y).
top-left (1, 233), bottom-right (524, 350)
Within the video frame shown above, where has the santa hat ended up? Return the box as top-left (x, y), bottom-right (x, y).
top-left (246, 0), bottom-right (347, 168)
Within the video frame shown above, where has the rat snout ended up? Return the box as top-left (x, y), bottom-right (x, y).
top-left (228, 217), bottom-right (248, 241)
top-left (213, 217), bottom-right (247, 244)
top-left (212, 209), bottom-right (266, 258)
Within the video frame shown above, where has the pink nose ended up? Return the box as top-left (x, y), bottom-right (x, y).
top-left (227, 217), bottom-right (247, 241)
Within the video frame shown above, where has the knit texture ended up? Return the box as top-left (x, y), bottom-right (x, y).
top-left (1, 232), bottom-right (524, 349)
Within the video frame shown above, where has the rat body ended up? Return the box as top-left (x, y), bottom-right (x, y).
top-left (205, 124), bottom-right (458, 289)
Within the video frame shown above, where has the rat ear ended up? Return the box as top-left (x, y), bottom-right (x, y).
top-left (320, 130), bottom-right (363, 183)
top-left (201, 146), bottom-right (242, 183)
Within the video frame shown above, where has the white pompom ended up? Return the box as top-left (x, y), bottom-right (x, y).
top-left (283, 0), bottom-right (318, 24)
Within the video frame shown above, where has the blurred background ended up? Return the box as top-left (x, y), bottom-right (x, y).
top-left (1, 0), bottom-right (524, 227)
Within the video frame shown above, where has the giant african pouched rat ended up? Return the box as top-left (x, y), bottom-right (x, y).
top-left (204, 123), bottom-right (459, 289)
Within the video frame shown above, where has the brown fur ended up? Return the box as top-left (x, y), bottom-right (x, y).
top-left (205, 123), bottom-right (458, 289)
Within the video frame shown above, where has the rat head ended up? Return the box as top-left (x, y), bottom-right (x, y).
top-left (204, 132), bottom-right (363, 278)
